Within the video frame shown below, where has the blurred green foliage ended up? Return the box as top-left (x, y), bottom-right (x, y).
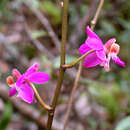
top-left (39, 1), bottom-right (61, 25)
top-left (115, 116), bottom-right (130, 130)
top-left (0, 101), bottom-right (13, 130)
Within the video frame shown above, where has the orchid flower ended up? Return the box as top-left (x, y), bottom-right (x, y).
top-left (79, 26), bottom-right (125, 71)
top-left (7, 63), bottom-right (50, 104)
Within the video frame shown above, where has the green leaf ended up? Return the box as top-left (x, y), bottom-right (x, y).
top-left (53, 55), bottom-right (77, 69)
top-left (0, 101), bottom-right (13, 130)
top-left (115, 116), bottom-right (130, 130)
top-left (31, 30), bottom-right (47, 39)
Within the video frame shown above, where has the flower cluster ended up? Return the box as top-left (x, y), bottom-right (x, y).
top-left (6, 26), bottom-right (125, 104)
top-left (6, 64), bottom-right (50, 103)
top-left (79, 26), bottom-right (125, 71)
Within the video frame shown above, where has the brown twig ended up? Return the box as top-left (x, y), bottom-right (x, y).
top-left (29, 82), bottom-right (52, 111)
top-left (79, 0), bottom-right (98, 32)
top-left (68, 0), bottom-right (98, 49)
top-left (63, 0), bottom-right (104, 129)
top-left (63, 61), bottom-right (83, 130)
top-left (91, 0), bottom-right (104, 30)
top-left (23, 0), bottom-right (61, 52)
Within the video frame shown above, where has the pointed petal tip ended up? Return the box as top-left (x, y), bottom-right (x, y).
top-left (28, 72), bottom-right (50, 84)
top-left (112, 56), bottom-right (125, 67)
top-left (9, 86), bottom-right (17, 97)
top-left (86, 26), bottom-right (90, 30)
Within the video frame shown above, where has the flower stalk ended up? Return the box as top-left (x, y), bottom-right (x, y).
top-left (62, 49), bottom-right (95, 69)
top-left (29, 82), bottom-right (52, 111)
top-left (46, 0), bottom-right (69, 129)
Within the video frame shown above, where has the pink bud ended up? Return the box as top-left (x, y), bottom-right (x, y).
top-left (12, 69), bottom-right (21, 80)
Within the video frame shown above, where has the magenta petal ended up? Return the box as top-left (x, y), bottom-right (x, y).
top-left (17, 83), bottom-right (34, 104)
top-left (16, 75), bottom-right (25, 87)
top-left (33, 97), bottom-right (37, 103)
top-left (28, 72), bottom-right (50, 84)
top-left (96, 50), bottom-right (106, 61)
top-left (25, 63), bottom-right (39, 76)
top-left (85, 38), bottom-right (104, 50)
top-left (86, 26), bottom-right (101, 41)
top-left (84, 52), bottom-right (102, 68)
top-left (112, 56), bottom-right (125, 67)
top-left (79, 43), bottom-right (92, 55)
top-left (9, 85), bottom-right (17, 97)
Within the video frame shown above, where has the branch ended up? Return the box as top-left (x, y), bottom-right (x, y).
top-left (62, 50), bottom-right (95, 69)
top-left (68, 0), bottom-right (98, 49)
top-left (63, 0), bottom-right (104, 129)
top-left (91, 0), bottom-right (104, 30)
top-left (63, 61), bottom-right (83, 130)
top-left (46, 0), bottom-right (69, 129)
top-left (79, 0), bottom-right (98, 32)
top-left (22, 0), bottom-right (61, 52)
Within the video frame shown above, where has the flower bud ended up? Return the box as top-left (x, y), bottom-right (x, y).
top-left (6, 76), bottom-right (14, 85)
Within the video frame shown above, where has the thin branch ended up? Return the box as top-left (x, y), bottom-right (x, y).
top-left (91, 0), bottom-right (104, 30)
top-left (63, 0), bottom-right (104, 129)
top-left (63, 61), bottom-right (83, 130)
top-left (62, 50), bottom-right (95, 69)
top-left (79, 0), bottom-right (98, 32)
top-left (46, 0), bottom-right (69, 129)
top-left (22, 0), bottom-right (61, 52)
top-left (68, 0), bottom-right (98, 49)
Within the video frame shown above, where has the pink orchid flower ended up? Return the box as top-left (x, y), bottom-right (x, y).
top-left (8, 63), bottom-right (50, 104)
top-left (79, 26), bottom-right (125, 71)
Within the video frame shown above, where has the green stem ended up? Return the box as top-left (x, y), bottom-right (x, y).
top-left (62, 49), bottom-right (95, 69)
top-left (46, 0), bottom-right (69, 129)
